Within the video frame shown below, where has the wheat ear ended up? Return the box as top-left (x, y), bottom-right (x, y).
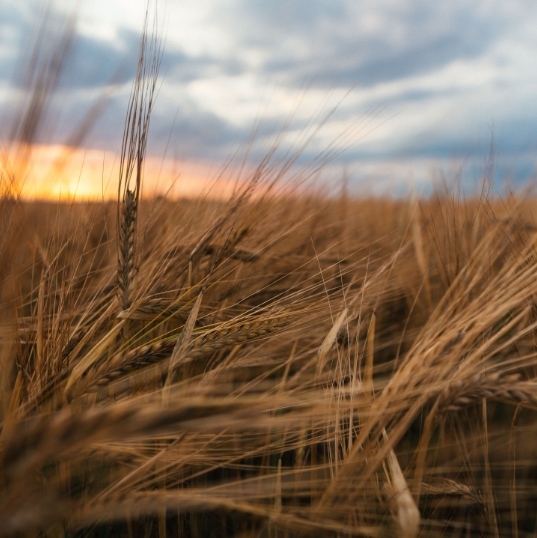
top-left (116, 9), bottom-right (162, 311)
top-left (69, 315), bottom-right (290, 397)
top-left (414, 372), bottom-right (536, 502)
top-left (438, 373), bottom-right (537, 412)
top-left (117, 189), bottom-right (138, 311)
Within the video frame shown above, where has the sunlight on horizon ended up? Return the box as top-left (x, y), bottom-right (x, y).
top-left (3, 144), bottom-right (243, 201)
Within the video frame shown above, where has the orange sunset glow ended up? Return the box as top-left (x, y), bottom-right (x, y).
top-left (2, 144), bottom-right (241, 201)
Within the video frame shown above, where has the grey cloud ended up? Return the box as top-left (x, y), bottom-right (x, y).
top-left (58, 32), bottom-right (134, 89)
top-left (4, 27), bottom-right (231, 91)
top-left (287, 31), bottom-right (495, 88)
top-left (3, 0), bottom-right (537, 190)
top-left (0, 3), bottom-right (42, 82)
top-left (15, 87), bottom-right (246, 162)
top-left (146, 103), bottom-right (245, 160)
top-left (217, 0), bottom-right (528, 89)
top-left (0, 1), bottom-right (246, 92)
top-left (0, 3), bottom-right (248, 152)
top-left (67, 28), bottom-right (239, 90)
top-left (229, 0), bottom-right (346, 41)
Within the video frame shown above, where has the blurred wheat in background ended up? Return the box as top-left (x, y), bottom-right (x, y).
top-left (2, 3), bottom-right (537, 538)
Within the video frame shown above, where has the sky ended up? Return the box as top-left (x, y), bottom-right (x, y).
top-left (2, 0), bottom-right (537, 198)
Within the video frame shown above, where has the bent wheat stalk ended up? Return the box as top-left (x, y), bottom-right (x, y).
top-left (437, 372), bottom-right (537, 412)
top-left (68, 314), bottom-right (290, 398)
top-left (0, 398), bottom-right (286, 482)
top-left (413, 372), bottom-right (537, 502)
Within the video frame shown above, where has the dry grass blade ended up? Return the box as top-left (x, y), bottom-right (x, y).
top-left (67, 492), bottom-right (379, 538)
top-left (165, 291), bottom-right (204, 388)
top-left (317, 307), bottom-right (347, 375)
top-left (63, 321), bottom-right (126, 398)
top-left (386, 445), bottom-right (420, 538)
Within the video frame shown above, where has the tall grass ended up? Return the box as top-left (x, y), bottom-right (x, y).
top-left (1, 4), bottom-right (537, 538)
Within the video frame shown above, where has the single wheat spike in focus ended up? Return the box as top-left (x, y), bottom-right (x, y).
top-left (116, 7), bottom-right (162, 312)
top-left (117, 189), bottom-right (138, 311)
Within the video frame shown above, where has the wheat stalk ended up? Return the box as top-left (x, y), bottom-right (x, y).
top-left (414, 371), bottom-right (537, 502)
top-left (1, 399), bottom-right (278, 481)
top-left (117, 189), bottom-right (138, 311)
top-left (117, 299), bottom-right (190, 321)
top-left (417, 478), bottom-right (482, 504)
top-left (384, 430), bottom-right (420, 538)
top-left (115, 8), bottom-right (162, 312)
top-left (68, 314), bottom-right (290, 398)
top-left (438, 372), bottom-right (537, 412)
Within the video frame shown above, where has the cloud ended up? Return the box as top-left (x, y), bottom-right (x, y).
top-left (64, 28), bottom-right (244, 90)
top-left (0, 2), bottom-right (248, 156)
top-left (2, 26), bottom-right (230, 91)
top-left (221, 0), bottom-right (526, 89)
top-left (2, 0), bottom-right (537, 194)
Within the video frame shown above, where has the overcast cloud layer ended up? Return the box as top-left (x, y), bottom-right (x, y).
top-left (2, 0), bottom-right (537, 193)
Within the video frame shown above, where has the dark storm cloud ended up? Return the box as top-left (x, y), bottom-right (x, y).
top-left (338, 114), bottom-right (537, 167)
top-left (124, 96), bottom-right (247, 160)
top-left (12, 83), bottom-right (247, 161)
top-left (0, 3), bottom-right (38, 82)
top-left (58, 32), bottom-right (134, 89)
top-left (0, 5), bottom-right (117, 90)
top-left (0, 82), bottom-right (244, 160)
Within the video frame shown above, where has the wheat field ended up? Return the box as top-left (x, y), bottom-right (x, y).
top-left (2, 7), bottom-right (537, 538)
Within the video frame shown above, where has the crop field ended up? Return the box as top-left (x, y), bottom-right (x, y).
top-left (2, 6), bottom-right (537, 538)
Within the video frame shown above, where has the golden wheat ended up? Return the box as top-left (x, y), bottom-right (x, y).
top-left (2, 5), bottom-right (537, 537)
